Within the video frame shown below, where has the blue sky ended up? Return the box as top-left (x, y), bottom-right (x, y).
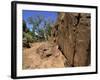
top-left (23, 10), bottom-right (58, 31)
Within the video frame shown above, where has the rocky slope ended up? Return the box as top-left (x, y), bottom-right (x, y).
top-left (23, 41), bottom-right (66, 69)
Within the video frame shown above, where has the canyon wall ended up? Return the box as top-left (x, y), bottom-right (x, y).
top-left (51, 12), bottom-right (91, 67)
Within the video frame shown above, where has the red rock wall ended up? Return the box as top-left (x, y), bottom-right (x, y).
top-left (51, 12), bottom-right (91, 67)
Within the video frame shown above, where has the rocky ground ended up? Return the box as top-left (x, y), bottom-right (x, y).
top-left (23, 41), bottom-right (66, 69)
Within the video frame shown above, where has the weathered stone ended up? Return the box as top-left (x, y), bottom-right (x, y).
top-left (51, 12), bottom-right (91, 67)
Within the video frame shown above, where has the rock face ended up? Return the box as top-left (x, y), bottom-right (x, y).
top-left (51, 12), bottom-right (91, 67)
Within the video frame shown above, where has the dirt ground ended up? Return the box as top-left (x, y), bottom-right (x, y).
top-left (23, 41), bottom-right (66, 69)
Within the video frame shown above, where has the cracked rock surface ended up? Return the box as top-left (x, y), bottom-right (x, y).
top-left (51, 12), bottom-right (91, 67)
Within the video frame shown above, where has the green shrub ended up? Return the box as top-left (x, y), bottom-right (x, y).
top-left (23, 32), bottom-right (33, 43)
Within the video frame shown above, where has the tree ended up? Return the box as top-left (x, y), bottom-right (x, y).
top-left (23, 20), bottom-right (27, 32)
top-left (23, 20), bottom-right (34, 48)
top-left (44, 19), bottom-right (53, 40)
top-left (27, 15), bottom-right (44, 38)
top-left (27, 15), bottom-right (54, 41)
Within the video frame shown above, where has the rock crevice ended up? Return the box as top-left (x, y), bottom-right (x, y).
top-left (51, 12), bottom-right (91, 67)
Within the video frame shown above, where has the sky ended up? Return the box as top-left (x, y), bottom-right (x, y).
top-left (23, 10), bottom-right (58, 31)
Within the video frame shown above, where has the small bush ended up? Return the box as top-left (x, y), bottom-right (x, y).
top-left (23, 32), bottom-right (33, 43)
top-left (23, 32), bottom-right (34, 48)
